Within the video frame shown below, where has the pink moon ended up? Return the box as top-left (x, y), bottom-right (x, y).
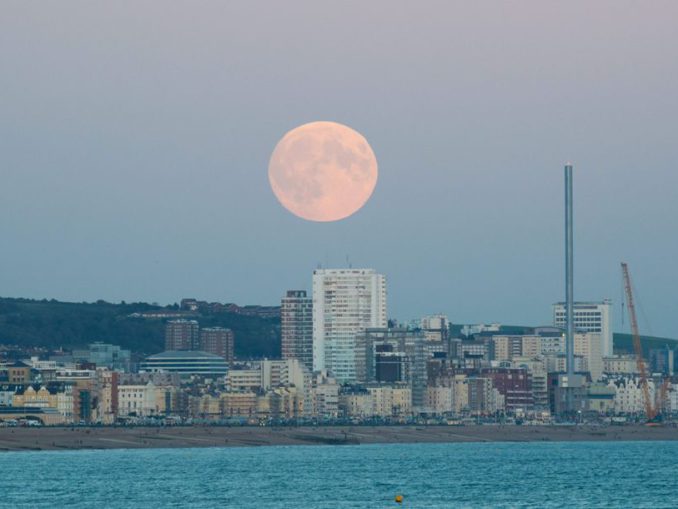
top-left (268, 121), bottom-right (378, 222)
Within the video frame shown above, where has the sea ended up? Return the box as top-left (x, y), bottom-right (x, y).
top-left (0, 441), bottom-right (676, 508)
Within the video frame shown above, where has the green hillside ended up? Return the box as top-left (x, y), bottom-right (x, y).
top-left (2, 297), bottom-right (674, 360)
top-left (0, 297), bottom-right (280, 358)
top-left (613, 332), bottom-right (678, 356)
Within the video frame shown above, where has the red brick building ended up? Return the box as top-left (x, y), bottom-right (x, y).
top-left (199, 327), bottom-right (235, 362)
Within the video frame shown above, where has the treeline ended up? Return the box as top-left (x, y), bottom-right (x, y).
top-left (0, 297), bottom-right (280, 358)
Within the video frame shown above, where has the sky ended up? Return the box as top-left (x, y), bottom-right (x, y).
top-left (1, 1), bottom-right (677, 336)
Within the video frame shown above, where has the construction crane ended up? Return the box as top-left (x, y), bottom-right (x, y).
top-left (620, 262), bottom-right (669, 422)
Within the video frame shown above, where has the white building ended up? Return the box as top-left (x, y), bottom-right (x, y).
top-left (668, 386), bottom-right (678, 415)
top-left (117, 382), bottom-right (161, 417)
top-left (461, 323), bottom-right (501, 337)
top-left (311, 371), bottom-right (340, 418)
top-left (226, 360), bottom-right (310, 391)
top-left (312, 268), bottom-right (387, 383)
top-left (420, 315), bottom-right (449, 342)
top-left (57, 389), bottom-right (74, 421)
top-left (425, 386), bottom-right (455, 414)
top-left (553, 300), bottom-right (613, 356)
top-left (608, 377), bottom-right (656, 414)
top-left (603, 355), bottom-right (639, 375)
top-left (226, 368), bottom-right (264, 392)
top-left (367, 385), bottom-right (412, 417)
top-left (575, 332), bottom-right (603, 382)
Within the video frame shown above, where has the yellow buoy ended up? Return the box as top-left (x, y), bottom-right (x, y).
top-left (395, 494), bottom-right (403, 504)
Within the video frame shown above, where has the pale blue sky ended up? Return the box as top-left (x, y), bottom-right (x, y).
top-left (1, 1), bottom-right (677, 336)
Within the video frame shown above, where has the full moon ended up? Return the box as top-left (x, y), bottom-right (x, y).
top-left (268, 121), bottom-right (378, 222)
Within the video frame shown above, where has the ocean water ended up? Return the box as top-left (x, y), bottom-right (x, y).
top-left (0, 441), bottom-right (676, 508)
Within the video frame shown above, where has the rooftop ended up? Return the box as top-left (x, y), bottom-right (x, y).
top-left (146, 350), bottom-right (224, 360)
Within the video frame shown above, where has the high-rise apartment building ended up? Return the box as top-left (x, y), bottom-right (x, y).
top-left (312, 268), bottom-right (387, 383)
top-left (200, 327), bottom-right (235, 361)
top-left (281, 290), bottom-right (313, 370)
top-left (553, 300), bottom-right (612, 356)
top-left (165, 320), bottom-right (200, 351)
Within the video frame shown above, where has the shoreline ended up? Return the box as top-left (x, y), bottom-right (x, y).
top-left (1, 424), bottom-right (678, 452)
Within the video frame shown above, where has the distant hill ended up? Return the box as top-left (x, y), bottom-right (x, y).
top-left (613, 332), bottom-right (678, 356)
top-left (452, 322), bottom-right (678, 355)
top-left (2, 297), bottom-right (675, 360)
top-left (0, 297), bottom-right (280, 358)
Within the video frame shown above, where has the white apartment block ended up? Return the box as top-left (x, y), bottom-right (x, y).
top-left (312, 268), bottom-right (387, 383)
top-left (117, 382), bottom-right (163, 417)
top-left (425, 386), bottom-right (455, 414)
top-left (553, 300), bottom-right (613, 356)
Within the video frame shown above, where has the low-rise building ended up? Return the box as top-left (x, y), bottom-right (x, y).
top-left (311, 371), bottom-right (339, 419)
top-left (222, 391), bottom-right (257, 418)
top-left (367, 384), bottom-right (412, 418)
top-left (585, 383), bottom-right (616, 414)
top-left (117, 381), bottom-right (174, 418)
top-left (340, 390), bottom-right (374, 418)
top-left (603, 356), bottom-right (638, 376)
top-left (4, 361), bottom-right (32, 384)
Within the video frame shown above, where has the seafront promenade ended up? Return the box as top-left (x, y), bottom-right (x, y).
top-left (1, 424), bottom-right (677, 452)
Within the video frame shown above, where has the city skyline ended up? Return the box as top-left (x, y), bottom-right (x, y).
top-left (2, 3), bottom-right (678, 506)
top-left (2, 2), bottom-right (677, 338)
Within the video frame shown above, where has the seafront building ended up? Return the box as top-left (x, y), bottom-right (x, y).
top-left (312, 268), bottom-right (387, 383)
top-left (608, 377), bottom-right (657, 414)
